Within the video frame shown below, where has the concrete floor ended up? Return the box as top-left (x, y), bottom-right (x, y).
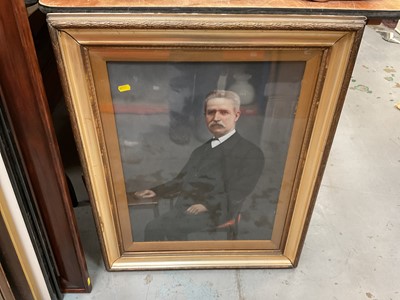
top-left (65, 25), bottom-right (400, 300)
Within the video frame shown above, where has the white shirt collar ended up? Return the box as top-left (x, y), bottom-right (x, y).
top-left (211, 129), bottom-right (236, 148)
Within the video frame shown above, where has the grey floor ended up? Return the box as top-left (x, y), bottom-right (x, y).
top-left (65, 25), bottom-right (400, 300)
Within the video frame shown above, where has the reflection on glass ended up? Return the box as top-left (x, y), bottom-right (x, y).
top-left (107, 61), bottom-right (305, 242)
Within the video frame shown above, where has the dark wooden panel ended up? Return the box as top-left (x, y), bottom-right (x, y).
top-left (28, 9), bottom-right (64, 112)
top-left (38, 0), bottom-right (400, 18)
top-left (0, 0), bottom-right (91, 293)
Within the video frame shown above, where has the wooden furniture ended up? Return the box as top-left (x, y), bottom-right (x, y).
top-left (39, 0), bottom-right (400, 19)
top-left (0, 0), bottom-right (90, 294)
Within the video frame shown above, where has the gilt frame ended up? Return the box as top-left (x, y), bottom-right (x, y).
top-left (47, 13), bottom-right (364, 270)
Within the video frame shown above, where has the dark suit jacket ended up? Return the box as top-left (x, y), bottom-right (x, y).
top-left (152, 132), bottom-right (265, 224)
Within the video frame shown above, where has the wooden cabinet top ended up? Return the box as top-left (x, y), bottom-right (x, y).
top-left (39, 0), bottom-right (400, 18)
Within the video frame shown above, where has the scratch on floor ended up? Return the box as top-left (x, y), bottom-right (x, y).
top-left (366, 291), bottom-right (374, 299)
top-left (144, 274), bottom-right (153, 285)
top-left (145, 274), bottom-right (153, 300)
top-left (235, 270), bottom-right (244, 300)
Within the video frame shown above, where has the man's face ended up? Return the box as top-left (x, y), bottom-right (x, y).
top-left (205, 97), bottom-right (240, 138)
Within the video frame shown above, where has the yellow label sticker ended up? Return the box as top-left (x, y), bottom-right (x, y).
top-left (87, 277), bottom-right (91, 286)
top-left (118, 84), bottom-right (131, 92)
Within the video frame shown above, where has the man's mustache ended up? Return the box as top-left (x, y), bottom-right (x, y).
top-left (209, 122), bottom-right (225, 128)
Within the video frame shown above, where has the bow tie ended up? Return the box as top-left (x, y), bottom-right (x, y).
top-left (211, 137), bottom-right (220, 148)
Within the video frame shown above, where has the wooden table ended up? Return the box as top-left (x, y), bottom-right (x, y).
top-left (39, 0), bottom-right (400, 19)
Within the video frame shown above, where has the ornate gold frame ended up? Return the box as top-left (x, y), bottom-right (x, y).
top-left (48, 13), bottom-right (365, 270)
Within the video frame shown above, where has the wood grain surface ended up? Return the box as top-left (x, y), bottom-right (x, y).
top-left (39, 0), bottom-right (400, 18)
top-left (0, 0), bottom-right (91, 293)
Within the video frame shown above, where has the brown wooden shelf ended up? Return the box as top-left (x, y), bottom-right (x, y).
top-left (39, 0), bottom-right (400, 19)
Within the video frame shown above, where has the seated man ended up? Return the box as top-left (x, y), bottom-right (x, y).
top-left (135, 90), bottom-right (265, 241)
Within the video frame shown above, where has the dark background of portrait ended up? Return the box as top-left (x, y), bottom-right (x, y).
top-left (107, 61), bottom-right (305, 241)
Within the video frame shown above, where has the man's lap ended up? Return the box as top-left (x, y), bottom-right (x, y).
top-left (144, 208), bottom-right (214, 241)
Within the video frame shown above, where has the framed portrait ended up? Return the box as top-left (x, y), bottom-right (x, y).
top-left (48, 13), bottom-right (365, 270)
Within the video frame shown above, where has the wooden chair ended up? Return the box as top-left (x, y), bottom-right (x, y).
top-left (212, 213), bottom-right (241, 240)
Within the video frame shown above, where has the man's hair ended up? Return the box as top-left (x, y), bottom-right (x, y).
top-left (204, 90), bottom-right (241, 112)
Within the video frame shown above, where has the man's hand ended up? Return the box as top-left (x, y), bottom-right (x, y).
top-left (185, 204), bottom-right (208, 215)
top-left (134, 190), bottom-right (156, 199)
